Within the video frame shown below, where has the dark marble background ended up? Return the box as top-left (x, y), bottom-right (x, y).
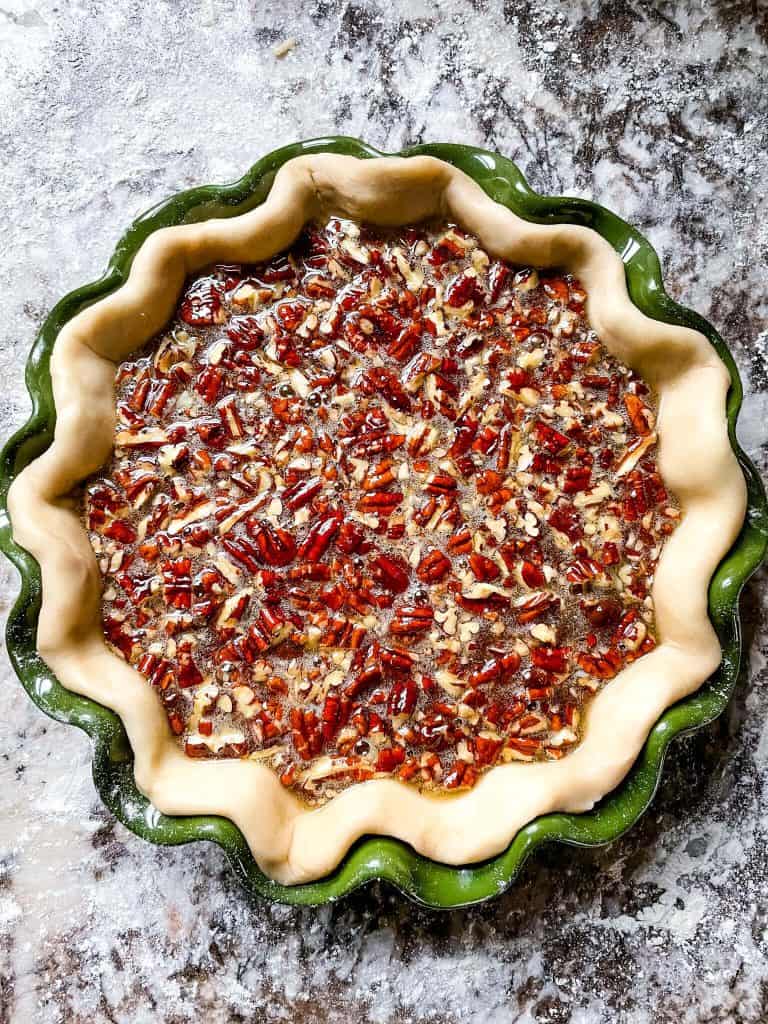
top-left (0, 1), bottom-right (766, 1021)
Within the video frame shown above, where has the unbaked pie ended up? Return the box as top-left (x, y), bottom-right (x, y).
top-left (8, 155), bottom-right (746, 883)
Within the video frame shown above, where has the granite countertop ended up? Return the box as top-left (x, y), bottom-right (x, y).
top-left (1, 2), bottom-right (766, 1021)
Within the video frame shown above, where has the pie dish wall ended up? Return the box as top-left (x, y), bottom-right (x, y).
top-left (1, 140), bottom-right (765, 905)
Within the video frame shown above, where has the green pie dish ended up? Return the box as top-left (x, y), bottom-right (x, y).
top-left (1, 138), bottom-right (766, 909)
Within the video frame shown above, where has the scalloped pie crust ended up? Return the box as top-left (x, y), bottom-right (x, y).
top-left (8, 155), bottom-right (746, 884)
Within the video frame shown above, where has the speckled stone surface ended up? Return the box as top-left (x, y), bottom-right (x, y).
top-left (1, 2), bottom-right (767, 1021)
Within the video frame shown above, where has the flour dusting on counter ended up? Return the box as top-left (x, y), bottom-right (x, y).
top-left (0, 1), bottom-right (766, 1021)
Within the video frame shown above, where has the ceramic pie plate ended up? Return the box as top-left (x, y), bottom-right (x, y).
top-left (1, 138), bottom-right (765, 908)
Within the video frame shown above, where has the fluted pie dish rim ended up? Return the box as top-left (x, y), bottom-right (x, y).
top-left (1, 138), bottom-right (764, 907)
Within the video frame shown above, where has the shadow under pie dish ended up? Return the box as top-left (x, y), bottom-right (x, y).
top-left (2, 143), bottom-right (762, 901)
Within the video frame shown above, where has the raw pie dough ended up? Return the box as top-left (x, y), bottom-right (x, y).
top-left (8, 155), bottom-right (746, 884)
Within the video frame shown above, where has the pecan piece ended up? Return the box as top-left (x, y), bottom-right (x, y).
top-left (387, 678), bottom-right (418, 717)
top-left (246, 520), bottom-right (297, 567)
top-left (369, 553), bottom-right (410, 594)
top-left (297, 511), bottom-right (342, 560)
top-left (389, 606), bottom-right (434, 636)
top-left (515, 592), bottom-right (560, 623)
top-left (416, 548), bottom-right (451, 584)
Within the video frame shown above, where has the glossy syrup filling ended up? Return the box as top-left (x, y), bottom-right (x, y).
top-left (84, 217), bottom-right (679, 802)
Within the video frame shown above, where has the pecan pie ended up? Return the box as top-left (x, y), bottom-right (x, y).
top-left (85, 218), bottom-right (678, 801)
top-left (8, 155), bottom-right (746, 883)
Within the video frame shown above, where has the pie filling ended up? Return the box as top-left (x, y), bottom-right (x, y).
top-left (83, 217), bottom-right (679, 802)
